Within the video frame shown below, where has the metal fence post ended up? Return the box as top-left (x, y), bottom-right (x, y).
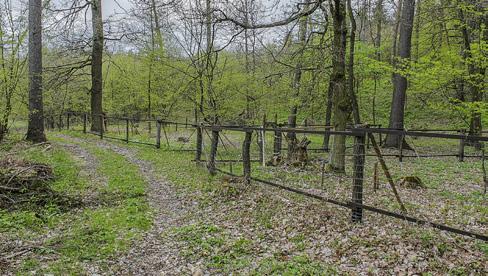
top-left (273, 124), bottom-right (282, 157)
top-left (458, 129), bottom-right (465, 162)
top-left (351, 129), bottom-right (366, 222)
top-left (125, 118), bottom-right (129, 143)
top-left (99, 114), bottom-right (104, 139)
top-left (156, 119), bottom-right (162, 149)
top-left (66, 112), bottom-right (70, 130)
top-left (83, 113), bottom-right (87, 133)
top-left (195, 125), bottom-right (203, 162)
top-left (243, 130), bottom-right (252, 185)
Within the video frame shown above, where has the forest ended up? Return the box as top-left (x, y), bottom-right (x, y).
top-left (0, 0), bottom-right (487, 274)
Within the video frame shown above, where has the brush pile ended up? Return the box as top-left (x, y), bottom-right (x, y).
top-left (0, 158), bottom-right (54, 209)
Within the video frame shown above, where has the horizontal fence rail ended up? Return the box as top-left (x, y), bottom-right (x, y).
top-left (58, 112), bottom-right (488, 241)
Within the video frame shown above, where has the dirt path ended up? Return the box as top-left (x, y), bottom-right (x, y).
top-left (57, 135), bottom-right (193, 275)
top-left (1, 139), bottom-right (108, 275)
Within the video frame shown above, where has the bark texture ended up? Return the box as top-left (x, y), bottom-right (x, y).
top-left (384, 0), bottom-right (415, 147)
top-left (328, 0), bottom-right (349, 172)
top-left (287, 4), bottom-right (309, 160)
top-left (26, 0), bottom-right (46, 143)
top-left (458, 1), bottom-right (485, 144)
top-left (347, 0), bottom-right (360, 125)
top-left (90, 0), bottom-right (104, 132)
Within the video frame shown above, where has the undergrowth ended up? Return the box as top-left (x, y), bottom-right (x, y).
top-left (0, 134), bottom-right (151, 274)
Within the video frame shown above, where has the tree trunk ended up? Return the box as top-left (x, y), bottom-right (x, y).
top-left (384, 0), bottom-right (415, 148)
top-left (458, 2), bottom-right (485, 147)
top-left (391, 0), bottom-right (403, 63)
top-left (90, 0), bottom-right (104, 132)
top-left (287, 5), bottom-right (309, 159)
top-left (323, 84), bottom-right (333, 150)
top-left (372, 0), bottom-right (383, 125)
top-left (0, 123), bottom-right (5, 142)
top-left (347, 0), bottom-right (360, 125)
top-left (328, 0), bottom-right (349, 172)
top-left (151, 0), bottom-right (163, 50)
top-left (26, 0), bottom-right (46, 143)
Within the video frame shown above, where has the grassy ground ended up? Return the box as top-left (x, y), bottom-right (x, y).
top-left (1, 124), bottom-right (487, 274)
top-left (64, 127), bottom-right (487, 274)
top-left (0, 133), bottom-right (151, 274)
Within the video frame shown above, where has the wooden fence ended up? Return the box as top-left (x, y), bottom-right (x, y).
top-left (60, 112), bottom-right (488, 241)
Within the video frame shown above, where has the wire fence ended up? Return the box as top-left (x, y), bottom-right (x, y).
top-left (60, 112), bottom-right (488, 242)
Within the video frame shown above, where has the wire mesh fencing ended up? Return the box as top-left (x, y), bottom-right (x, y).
top-left (58, 112), bottom-right (488, 241)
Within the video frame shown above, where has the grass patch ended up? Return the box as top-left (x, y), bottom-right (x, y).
top-left (252, 255), bottom-right (337, 275)
top-left (1, 134), bottom-right (151, 274)
top-left (171, 222), bottom-right (253, 272)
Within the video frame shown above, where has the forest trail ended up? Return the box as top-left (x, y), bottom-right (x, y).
top-left (55, 134), bottom-right (193, 274)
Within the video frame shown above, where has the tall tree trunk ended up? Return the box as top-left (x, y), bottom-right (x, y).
top-left (323, 84), bottom-right (333, 150)
top-left (151, 0), bottom-right (163, 50)
top-left (347, 0), bottom-right (360, 125)
top-left (414, 0), bottom-right (421, 61)
top-left (328, 0), bottom-right (349, 172)
top-left (148, 8), bottom-right (154, 132)
top-left (287, 4), bottom-right (309, 158)
top-left (244, 0), bottom-right (251, 119)
top-left (458, 2), bottom-right (484, 146)
top-left (372, 0), bottom-right (383, 125)
top-left (391, 0), bottom-right (403, 63)
top-left (26, 0), bottom-right (46, 143)
top-left (90, 0), bottom-right (104, 132)
top-left (384, 0), bottom-right (415, 148)
top-left (205, 0), bottom-right (217, 123)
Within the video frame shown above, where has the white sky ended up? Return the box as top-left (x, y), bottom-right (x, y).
top-left (102, 0), bottom-right (133, 18)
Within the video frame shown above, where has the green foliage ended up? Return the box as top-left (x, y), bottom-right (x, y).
top-left (172, 222), bottom-right (253, 271)
top-left (1, 136), bottom-right (151, 273)
top-left (252, 255), bottom-right (337, 275)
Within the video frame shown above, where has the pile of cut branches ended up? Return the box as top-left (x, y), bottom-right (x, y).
top-left (0, 158), bottom-right (55, 209)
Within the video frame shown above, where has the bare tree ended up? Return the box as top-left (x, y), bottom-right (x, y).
top-left (287, 0), bottom-right (310, 159)
top-left (26, 0), bottom-right (46, 143)
top-left (0, 2), bottom-right (27, 141)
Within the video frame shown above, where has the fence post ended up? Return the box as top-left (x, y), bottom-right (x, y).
top-left (185, 118), bottom-right (188, 129)
top-left (351, 128), bottom-right (366, 223)
top-left (83, 113), bottom-right (87, 133)
top-left (458, 129), bottom-right (465, 162)
top-left (243, 130), bottom-right (252, 185)
top-left (99, 114), bottom-right (104, 139)
top-left (125, 118), bottom-right (129, 143)
top-left (156, 119), bottom-right (162, 149)
top-left (66, 112), bottom-right (70, 130)
top-left (207, 128), bottom-right (219, 176)
top-left (273, 124), bottom-right (282, 157)
top-left (373, 162), bottom-right (379, 192)
top-left (378, 124), bottom-right (383, 146)
top-left (58, 114), bottom-right (62, 131)
top-left (195, 125), bottom-right (203, 162)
